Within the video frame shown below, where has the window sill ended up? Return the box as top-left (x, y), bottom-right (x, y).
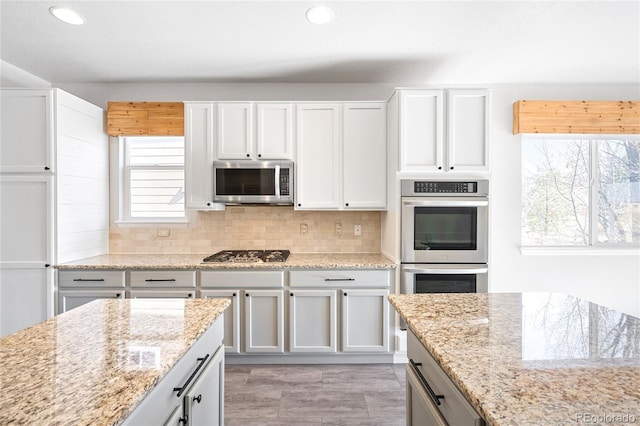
top-left (114, 219), bottom-right (189, 228)
top-left (520, 246), bottom-right (640, 256)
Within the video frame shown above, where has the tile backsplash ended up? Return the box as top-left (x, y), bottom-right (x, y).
top-left (110, 206), bottom-right (381, 254)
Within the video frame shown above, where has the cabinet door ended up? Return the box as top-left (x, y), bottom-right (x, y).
top-left (289, 289), bottom-right (337, 353)
top-left (0, 266), bottom-right (52, 337)
top-left (341, 289), bottom-right (389, 352)
top-left (58, 290), bottom-right (124, 313)
top-left (184, 345), bottom-right (225, 426)
top-left (343, 103), bottom-right (387, 209)
top-left (244, 289), bottom-right (284, 353)
top-left (185, 102), bottom-right (215, 209)
top-left (399, 90), bottom-right (444, 172)
top-left (256, 103), bottom-right (293, 159)
top-left (201, 290), bottom-right (241, 354)
top-left (216, 103), bottom-right (253, 159)
top-left (406, 365), bottom-right (448, 426)
top-left (446, 89), bottom-right (490, 172)
top-left (295, 104), bottom-right (342, 209)
top-left (0, 89), bottom-right (53, 173)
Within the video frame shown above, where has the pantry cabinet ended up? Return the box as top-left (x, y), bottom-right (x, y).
top-left (0, 89), bottom-right (108, 337)
top-left (296, 102), bottom-right (387, 210)
top-left (394, 89), bottom-right (489, 173)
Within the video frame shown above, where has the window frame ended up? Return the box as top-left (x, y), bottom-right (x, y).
top-left (520, 133), bottom-right (640, 255)
top-left (112, 135), bottom-right (188, 226)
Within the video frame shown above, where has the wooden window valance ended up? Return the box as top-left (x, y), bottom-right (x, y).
top-left (513, 100), bottom-right (639, 135)
top-left (107, 102), bottom-right (184, 136)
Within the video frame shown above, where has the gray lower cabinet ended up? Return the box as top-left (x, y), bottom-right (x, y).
top-left (201, 289), bottom-right (241, 353)
top-left (125, 318), bottom-right (225, 426)
top-left (406, 329), bottom-right (484, 426)
top-left (200, 270), bottom-right (286, 354)
top-left (341, 288), bottom-right (389, 352)
top-left (289, 289), bottom-right (337, 352)
top-left (130, 271), bottom-right (196, 299)
top-left (57, 270), bottom-right (125, 313)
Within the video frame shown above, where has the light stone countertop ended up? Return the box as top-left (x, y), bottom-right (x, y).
top-left (389, 293), bottom-right (640, 426)
top-left (55, 252), bottom-right (397, 270)
top-left (0, 298), bottom-right (230, 426)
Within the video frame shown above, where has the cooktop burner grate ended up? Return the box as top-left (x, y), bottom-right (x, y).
top-left (203, 250), bottom-right (290, 263)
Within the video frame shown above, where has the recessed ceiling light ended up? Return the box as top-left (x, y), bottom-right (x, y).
top-left (305, 6), bottom-right (334, 25)
top-left (49, 6), bottom-right (85, 25)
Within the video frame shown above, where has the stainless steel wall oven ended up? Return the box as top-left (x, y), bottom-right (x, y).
top-left (400, 179), bottom-right (489, 328)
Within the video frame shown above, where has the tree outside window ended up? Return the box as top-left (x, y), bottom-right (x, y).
top-left (522, 137), bottom-right (640, 247)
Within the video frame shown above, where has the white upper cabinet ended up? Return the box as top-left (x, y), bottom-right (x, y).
top-left (216, 102), bottom-right (293, 160)
top-left (296, 102), bottom-right (387, 210)
top-left (216, 102), bottom-right (253, 159)
top-left (396, 89), bottom-right (489, 173)
top-left (184, 102), bottom-right (217, 209)
top-left (343, 103), bottom-right (387, 209)
top-left (0, 90), bottom-right (54, 173)
top-left (256, 103), bottom-right (294, 160)
top-left (296, 103), bottom-right (342, 209)
top-left (446, 89), bottom-right (490, 172)
top-left (399, 90), bottom-right (444, 172)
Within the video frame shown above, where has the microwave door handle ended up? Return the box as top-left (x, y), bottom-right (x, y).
top-left (402, 266), bottom-right (489, 274)
top-left (402, 200), bottom-right (488, 208)
top-left (274, 165), bottom-right (280, 200)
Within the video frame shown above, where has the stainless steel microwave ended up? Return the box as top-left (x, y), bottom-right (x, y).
top-left (213, 160), bottom-right (294, 205)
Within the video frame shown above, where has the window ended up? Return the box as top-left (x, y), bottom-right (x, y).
top-left (522, 137), bottom-right (640, 247)
top-left (120, 136), bottom-right (185, 222)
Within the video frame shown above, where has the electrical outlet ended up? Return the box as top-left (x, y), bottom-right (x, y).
top-left (335, 223), bottom-right (342, 235)
top-left (157, 229), bottom-right (170, 237)
top-left (354, 224), bottom-right (362, 236)
top-left (300, 223), bottom-right (308, 235)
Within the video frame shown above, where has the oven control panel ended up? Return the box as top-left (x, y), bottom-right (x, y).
top-left (401, 179), bottom-right (489, 196)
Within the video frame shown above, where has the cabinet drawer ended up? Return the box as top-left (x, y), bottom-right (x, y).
top-left (58, 270), bottom-right (125, 288)
top-left (130, 290), bottom-right (196, 299)
top-left (130, 271), bottom-right (196, 288)
top-left (408, 331), bottom-right (484, 426)
top-left (200, 270), bottom-right (284, 288)
top-left (289, 269), bottom-right (390, 288)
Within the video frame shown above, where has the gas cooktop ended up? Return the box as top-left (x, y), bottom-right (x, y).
top-left (203, 250), bottom-right (290, 263)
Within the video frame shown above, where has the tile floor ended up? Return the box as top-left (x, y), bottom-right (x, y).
top-left (224, 364), bottom-right (406, 425)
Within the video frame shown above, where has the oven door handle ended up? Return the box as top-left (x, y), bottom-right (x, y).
top-left (402, 199), bottom-right (488, 207)
top-left (402, 266), bottom-right (488, 274)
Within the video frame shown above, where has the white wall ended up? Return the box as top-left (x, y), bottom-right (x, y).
top-left (489, 84), bottom-right (640, 317)
top-left (1, 60), bottom-right (51, 88)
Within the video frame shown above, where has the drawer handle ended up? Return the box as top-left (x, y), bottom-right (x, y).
top-left (324, 278), bottom-right (355, 282)
top-left (144, 278), bottom-right (177, 282)
top-left (173, 354), bottom-right (210, 397)
top-left (73, 278), bottom-right (105, 282)
top-left (409, 359), bottom-right (445, 406)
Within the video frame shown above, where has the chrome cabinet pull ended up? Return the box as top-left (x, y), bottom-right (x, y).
top-left (409, 358), bottom-right (445, 406)
top-left (173, 354), bottom-right (210, 397)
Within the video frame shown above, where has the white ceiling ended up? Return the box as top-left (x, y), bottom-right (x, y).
top-left (1, 1), bottom-right (639, 85)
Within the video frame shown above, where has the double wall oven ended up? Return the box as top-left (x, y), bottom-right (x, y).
top-left (400, 180), bottom-right (489, 321)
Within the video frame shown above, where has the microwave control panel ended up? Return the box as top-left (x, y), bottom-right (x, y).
top-left (279, 169), bottom-right (290, 196)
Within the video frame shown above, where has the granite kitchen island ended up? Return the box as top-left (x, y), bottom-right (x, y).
top-left (0, 298), bottom-right (230, 425)
top-left (389, 293), bottom-right (640, 426)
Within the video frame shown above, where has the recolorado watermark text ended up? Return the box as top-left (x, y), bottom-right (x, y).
top-left (576, 413), bottom-right (637, 424)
